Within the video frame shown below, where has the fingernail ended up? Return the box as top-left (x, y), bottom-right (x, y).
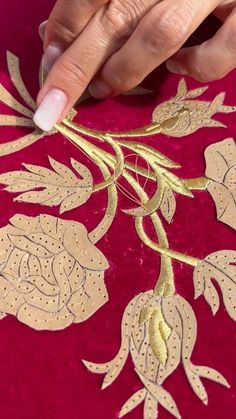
top-left (38, 20), bottom-right (48, 41)
top-left (166, 59), bottom-right (188, 75)
top-left (88, 80), bottom-right (112, 99)
top-left (42, 43), bottom-right (63, 73)
top-left (33, 89), bottom-right (68, 131)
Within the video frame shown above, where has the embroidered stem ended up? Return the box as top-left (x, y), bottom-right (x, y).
top-left (63, 119), bottom-right (163, 139)
top-left (185, 177), bottom-right (209, 190)
top-left (57, 122), bottom-right (200, 275)
top-left (56, 125), bottom-right (118, 243)
top-left (135, 217), bottom-right (200, 267)
top-left (56, 124), bottom-right (124, 192)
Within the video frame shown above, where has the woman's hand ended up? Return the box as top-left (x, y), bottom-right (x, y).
top-left (34, 0), bottom-right (236, 131)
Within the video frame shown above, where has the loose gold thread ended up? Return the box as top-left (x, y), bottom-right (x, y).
top-left (56, 124), bottom-right (124, 192)
top-left (55, 125), bottom-right (117, 243)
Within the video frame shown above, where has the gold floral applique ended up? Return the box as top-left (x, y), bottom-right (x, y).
top-left (0, 214), bottom-right (108, 330)
top-left (205, 138), bottom-right (236, 230)
top-left (0, 51), bottom-right (235, 418)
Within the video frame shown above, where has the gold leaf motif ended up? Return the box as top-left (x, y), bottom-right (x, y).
top-left (0, 131), bottom-right (44, 157)
top-left (0, 157), bottom-right (93, 214)
top-left (184, 362), bottom-right (230, 405)
top-left (203, 278), bottom-right (220, 315)
top-left (137, 372), bottom-right (181, 419)
top-left (184, 364), bottom-right (208, 405)
top-left (193, 250), bottom-right (236, 320)
top-left (174, 295), bottom-right (197, 361)
top-left (6, 51), bottom-right (36, 111)
top-left (82, 295), bottom-right (141, 389)
top-left (0, 214), bottom-right (108, 330)
top-left (160, 187), bottom-right (176, 223)
top-left (205, 138), bottom-right (236, 230)
top-left (144, 393), bottom-right (158, 419)
top-left (119, 389), bottom-right (147, 418)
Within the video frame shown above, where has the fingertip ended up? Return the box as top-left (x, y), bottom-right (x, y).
top-left (34, 88), bottom-right (68, 131)
top-left (38, 20), bottom-right (48, 42)
top-left (166, 59), bottom-right (188, 75)
top-left (88, 80), bottom-right (113, 99)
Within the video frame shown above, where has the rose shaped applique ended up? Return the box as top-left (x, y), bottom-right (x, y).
top-left (0, 214), bottom-right (109, 330)
top-left (205, 138), bottom-right (236, 230)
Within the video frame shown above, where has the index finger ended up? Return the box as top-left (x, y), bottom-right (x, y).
top-left (44, 0), bottom-right (110, 48)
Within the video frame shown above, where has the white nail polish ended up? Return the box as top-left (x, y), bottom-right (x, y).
top-left (38, 20), bottom-right (48, 41)
top-left (33, 89), bottom-right (68, 132)
top-left (42, 43), bottom-right (63, 73)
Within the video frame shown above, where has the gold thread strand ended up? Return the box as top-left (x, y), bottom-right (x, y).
top-left (57, 124), bottom-right (124, 192)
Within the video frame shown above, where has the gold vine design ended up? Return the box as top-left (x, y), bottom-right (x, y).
top-left (0, 51), bottom-right (236, 418)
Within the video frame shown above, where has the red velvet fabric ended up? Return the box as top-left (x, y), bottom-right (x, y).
top-left (0, 2), bottom-right (235, 418)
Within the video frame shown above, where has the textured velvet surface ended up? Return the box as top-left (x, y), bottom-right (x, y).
top-left (0, 2), bottom-right (235, 418)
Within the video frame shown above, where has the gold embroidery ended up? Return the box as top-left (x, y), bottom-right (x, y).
top-left (0, 157), bottom-right (93, 214)
top-left (152, 79), bottom-right (236, 137)
top-left (205, 138), bottom-right (236, 230)
top-left (0, 51), bottom-right (235, 418)
top-left (0, 214), bottom-right (108, 330)
top-left (159, 187), bottom-right (176, 223)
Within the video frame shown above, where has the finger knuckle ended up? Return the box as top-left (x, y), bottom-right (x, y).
top-left (103, 1), bottom-right (139, 38)
top-left (144, 6), bottom-right (192, 53)
top-left (56, 57), bottom-right (89, 87)
top-left (48, 16), bottom-right (78, 45)
top-left (226, 19), bottom-right (236, 54)
top-left (103, 66), bottom-right (136, 92)
top-left (193, 63), bottom-right (221, 83)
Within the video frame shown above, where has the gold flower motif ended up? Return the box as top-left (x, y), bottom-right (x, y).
top-left (205, 138), bottom-right (236, 230)
top-left (0, 214), bottom-right (108, 330)
top-left (152, 79), bottom-right (235, 137)
top-left (83, 291), bottom-right (228, 418)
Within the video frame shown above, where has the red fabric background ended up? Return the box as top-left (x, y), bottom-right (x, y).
top-left (0, 2), bottom-right (235, 418)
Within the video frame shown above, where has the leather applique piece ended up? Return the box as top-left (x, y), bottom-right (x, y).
top-left (0, 157), bottom-right (93, 214)
top-left (0, 214), bottom-right (108, 330)
top-left (194, 250), bottom-right (236, 319)
top-left (83, 291), bottom-right (229, 418)
top-left (205, 138), bottom-right (236, 230)
top-left (152, 79), bottom-right (236, 137)
top-left (0, 51), bottom-right (236, 418)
